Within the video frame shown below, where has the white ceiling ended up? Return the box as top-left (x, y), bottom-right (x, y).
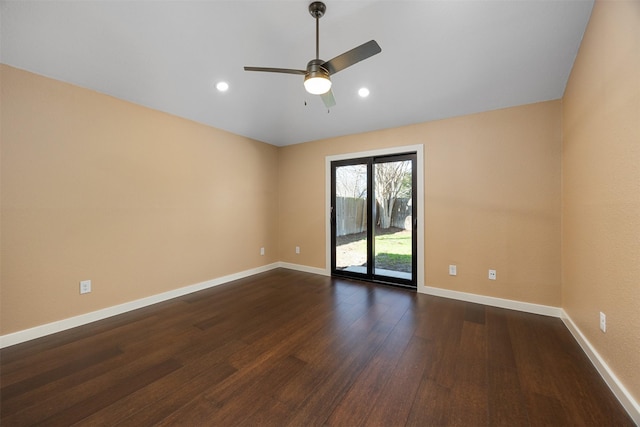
top-left (1, 0), bottom-right (593, 146)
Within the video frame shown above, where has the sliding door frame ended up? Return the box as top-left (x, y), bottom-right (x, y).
top-left (325, 144), bottom-right (425, 292)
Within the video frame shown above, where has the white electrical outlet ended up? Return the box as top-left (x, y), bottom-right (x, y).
top-left (295, 246), bottom-right (300, 254)
top-left (260, 247), bottom-right (265, 256)
top-left (80, 280), bottom-right (92, 294)
top-left (599, 312), bottom-right (606, 332)
top-left (488, 269), bottom-right (497, 280)
top-left (449, 265), bottom-right (457, 276)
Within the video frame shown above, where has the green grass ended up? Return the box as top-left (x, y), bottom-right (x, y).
top-left (374, 253), bottom-right (412, 273)
top-left (374, 231), bottom-right (412, 254)
top-left (337, 228), bottom-right (412, 272)
top-left (374, 230), bottom-right (412, 272)
top-left (336, 227), bottom-right (413, 272)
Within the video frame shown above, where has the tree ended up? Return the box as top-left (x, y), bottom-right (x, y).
top-left (335, 164), bottom-right (367, 198)
top-left (375, 161), bottom-right (411, 229)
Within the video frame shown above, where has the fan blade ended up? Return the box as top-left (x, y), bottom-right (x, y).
top-left (321, 89), bottom-right (336, 108)
top-left (244, 66), bottom-right (306, 75)
top-left (323, 40), bottom-right (381, 75)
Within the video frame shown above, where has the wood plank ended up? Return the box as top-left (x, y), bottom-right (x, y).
top-left (0, 346), bottom-right (122, 401)
top-left (446, 320), bottom-right (488, 425)
top-left (485, 307), bottom-right (531, 426)
top-left (2, 331), bottom-right (196, 424)
top-left (325, 308), bottom-right (417, 425)
top-left (361, 335), bottom-right (431, 426)
top-left (33, 359), bottom-right (180, 427)
top-left (78, 342), bottom-right (242, 425)
top-left (155, 355), bottom-right (308, 426)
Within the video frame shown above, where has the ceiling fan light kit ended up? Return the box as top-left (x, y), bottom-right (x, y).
top-left (244, 1), bottom-right (381, 107)
top-left (303, 59), bottom-right (332, 95)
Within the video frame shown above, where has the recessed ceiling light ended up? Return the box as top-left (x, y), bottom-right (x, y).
top-left (358, 87), bottom-right (370, 98)
top-left (216, 81), bottom-right (229, 92)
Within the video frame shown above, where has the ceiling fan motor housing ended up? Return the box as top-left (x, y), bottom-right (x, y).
top-left (306, 59), bottom-right (329, 79)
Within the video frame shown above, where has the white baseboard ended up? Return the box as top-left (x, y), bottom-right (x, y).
top-left (422, 285), bottom-right (563, 317)
top-left (561, 311), bottom-right (640, 425)
top-left (276, 262), bottom-right (329, 276)
top-left (0, 263), bottom-right (281, 349)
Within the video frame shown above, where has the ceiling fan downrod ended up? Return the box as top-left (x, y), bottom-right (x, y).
top-left (309, 1), bottom-right (326, 60)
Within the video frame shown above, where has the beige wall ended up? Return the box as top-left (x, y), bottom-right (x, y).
top-left (562, 0), bottom-right (640, 403)
top-left (279, 101), bottom-right (562, 307)
top-left (1, 65), bottom-right (279, 334)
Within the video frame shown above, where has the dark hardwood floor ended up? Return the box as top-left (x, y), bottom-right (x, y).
top-left (1, 269), bottom-right (634, 426)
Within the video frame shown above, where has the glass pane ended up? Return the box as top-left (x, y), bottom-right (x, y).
top-left (335, 164), bottom-right (368, 274)
top-left (373, 160), bottom-right (413, 280)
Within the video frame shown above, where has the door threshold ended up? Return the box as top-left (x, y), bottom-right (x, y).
top-left (333, 271), bottom-right (416, 290)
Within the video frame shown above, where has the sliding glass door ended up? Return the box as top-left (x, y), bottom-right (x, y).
top-left (331, 153), bottom-right (417, 288)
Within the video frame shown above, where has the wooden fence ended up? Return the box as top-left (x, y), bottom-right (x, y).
top-left (335, 197), bottom-right (367, 236)
top-left (336, 197), bottom-right (412, 236)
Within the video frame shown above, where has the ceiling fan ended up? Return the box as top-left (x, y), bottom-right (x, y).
top-left (244, 1), bottom-right (381, 108)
